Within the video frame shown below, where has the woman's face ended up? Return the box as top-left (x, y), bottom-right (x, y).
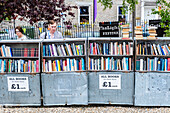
top-left (15, 29), bottom-right (22, 37)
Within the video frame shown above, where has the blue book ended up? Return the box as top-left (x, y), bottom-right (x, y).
top-left (115, 60), bottom-right (117, 70)
top-left (0, 59), bottom-right (2, 72)
top-left (46, 45), bottom-right (48, 56)
top-left (160, 45), bottom-right (165, 55)
top-left (72, 59), bottom-right (74, 70)
top-left (165, 59), bottom-right (167, 71)
top-left (69, 58), bottom-right (71, 71)
top-left (43, 45), bottom-right (46, 56)
top-left (10, 47), bottom-right (13, 57)
top-left (81, 58), bottom-right (85, 70)
top-left (108, 57), bottom-right (110, 70)
top-left (15, 60), bottom-right (17, 72)
top-left (96, 44), bottom-right (100, 55)
top-left (157, 60), bottom-right (161, 71)
top-left (147, 58), bottom-right (150, 71)
top-left (4, 60), bottom-right (6, 72)
top-left (136, 60), bottom-right (140, 70)
top-left (111, 57), bottom-right (113, 70)
top-left (103, 43), bottom-right (106, 55)
top-left (90, 59), bottom-right (92, 70)
top-left (48, 45), bottom-right (51, 56)
top-left (126, 58), bottom-right (129, 70)
top-left (106, 43), bottom-right (109, 55)
top-left (77, 59), bottom-right (79, 70)
top-left (55, 60), bottom-right (58, 71)
top-left (151, 59), bottom-right (153, 71)
top-left (21, 60), bottom-right (23, 72)
top-left (91, 43), bottom-right (93, 55)
top-left (162, 59), bottom-right (165, 71)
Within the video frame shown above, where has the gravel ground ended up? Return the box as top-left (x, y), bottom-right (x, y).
top-left (0, 106), bottom-right (170, 113)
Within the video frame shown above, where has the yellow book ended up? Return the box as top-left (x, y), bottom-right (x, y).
top-left (76, 45), bottom-right (79, 55)
top-left (58, 60), bottom-right (61, 71)
top-left (143, 46), bottom-right (145, 55)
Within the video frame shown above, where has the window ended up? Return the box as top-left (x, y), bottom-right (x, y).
top-left (79, 6), bottom-right (90, 25)
top-left (117, 6), bottom-right (129, 23)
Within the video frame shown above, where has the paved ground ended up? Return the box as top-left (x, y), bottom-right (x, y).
top-left (0, 106), bottom-right (170, 113)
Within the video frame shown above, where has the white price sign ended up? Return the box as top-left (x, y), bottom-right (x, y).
top-left (7, 77), bottom-right (29, 91)
top-left (99, 74), bottom-right (121, 89)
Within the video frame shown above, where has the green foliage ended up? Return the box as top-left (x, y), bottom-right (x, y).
top-left (98, 0), bottom-right (138, 15)
top-left (98, 0), bottom-right (113, 10)
top-left (152, 0), bottom-right (170, 37)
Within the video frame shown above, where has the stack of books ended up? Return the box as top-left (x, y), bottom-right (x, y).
top-left (147, 26), bottom-right (157, 39)
top-left (122, 24), bottom-right (130, 39)
top-left (135, 26), bottom-right (143, 39)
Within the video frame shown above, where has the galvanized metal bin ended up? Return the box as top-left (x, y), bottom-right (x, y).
top-left (135, 72), bottom-right (170, 106)
top-left (41, 72), bottom-right (88, 106)
top-left (88, 72), bottom-right (134, 105)
top-left (0, 74), bottom-right (41, 106)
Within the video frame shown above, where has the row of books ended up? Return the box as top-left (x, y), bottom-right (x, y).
top-left (43, 43), bottom-right (84, 56)
top-left (0, 59), bottom-right (39, 73)
top-left (136, 43), bottom-right (170, 55)
top-left (89, 42), bottom-right (133, 55)
top-left (88, 57), bottom-right (132, 71)
top-left (136, 58), bottom-right (170, 71)
top-left (0, 45), bottom-right (39, 57)
top-left (42, 58), bottom-right (85, 72)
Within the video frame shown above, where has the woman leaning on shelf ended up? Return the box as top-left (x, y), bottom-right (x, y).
top-left (15, 26), bottom-right (28, 40)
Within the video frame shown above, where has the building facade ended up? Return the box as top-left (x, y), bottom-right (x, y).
top-left (65, 0), bottom-right (164, 24)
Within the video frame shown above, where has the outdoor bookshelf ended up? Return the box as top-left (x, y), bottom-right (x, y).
top-left (0, 40), bottom-right (41, 106)
top-left (41, 38), bottom-right (88, 106)
top-left (87, 38), bottom-right (134, 105)
top-left (134, 39), bottom-right (170, 106)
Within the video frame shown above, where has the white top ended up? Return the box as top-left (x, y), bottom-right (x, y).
top-left (17, 35), bottom-right (28, 40)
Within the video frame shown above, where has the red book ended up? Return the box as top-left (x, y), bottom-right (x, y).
top-left (65, 60), bottom-right (67, 71)
top-left (36, 48), bottom-right (39, 57)
top-left (168, 58), bottom-right (170, 71)
top-left (36, 60), bottom-right (39, 72)
top-left (24, 48), bottom-right (28, 57)
top-left (43, 59), bottom-right (45, 72)
top-left (78, 61), bottom-right (81, 70)
top-left (126, 44), bottom-right (129, 55)
top-left (31, 48), bottom-right (35, 57)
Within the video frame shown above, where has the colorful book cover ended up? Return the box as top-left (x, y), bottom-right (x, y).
top-left (55, 60), bottom-right (58, 71)
top-left (43, 45), bottom-right (46, 56)
top-left (82, 58), bottom-right (85, 70)
top-left (136, 60), bottom-right (140, 70)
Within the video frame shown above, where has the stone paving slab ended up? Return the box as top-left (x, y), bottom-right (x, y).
top-left (0, 106), bottom-right (170, 113)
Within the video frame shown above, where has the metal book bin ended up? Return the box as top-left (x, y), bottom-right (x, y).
top-left (134, 39), bottom-right (170, 106)
top-left (0, 40), bottom-right (41, 106)
top-left (41, 72), bottom-right (88, 106)
top-left (0, 73), bottom-right (41, 106)
top-left (88, 72), bottom-right (134, 105)
top-left (135, 72), bottom-right (170, 106)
